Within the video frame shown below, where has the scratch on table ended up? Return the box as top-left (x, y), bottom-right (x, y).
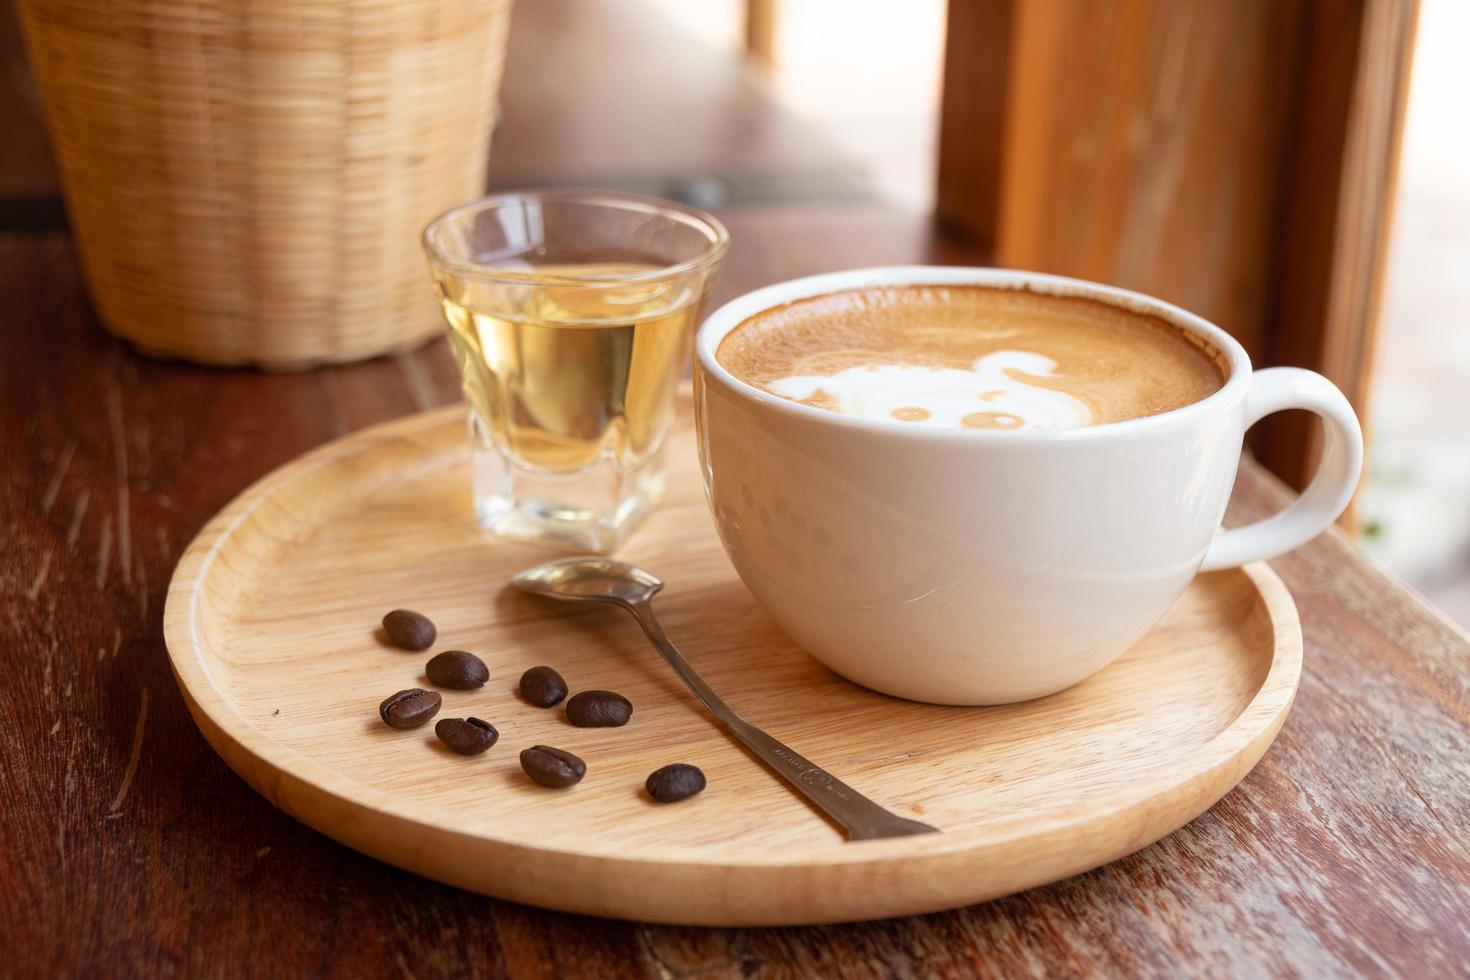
top-left (320, 369), bottom-right (348, 437)
top-left (1317, 681), bottom-right (1467, 856)
top-left (135, 394), bottom-right (152, 472)
top-left (396, 350), bottom-right (440, 412)
top-left (26, 549), bottom-right (53, 601)
top-left (66, 489), bottom-right (90, 551)
top-left (40, 441), bottom-right (76, 517)
top-left (107, 687), bottom-right (149, 817)
top-left (394, 951), bottom-right (419, 980)
top-left (1302, 786), bottom-right (1333, 831)
top-left (40, 240), bottom-right (68, 316)
top-left (57, 742), bottom-right (76, 873)
top-left (135, 553), bottom-right (148, 619)
top-left (106, 384), bottom-right (132, 587)
top-left (96, 514), bottom-right (113, 591)
top-left (49, 718), bottom-right (60, 735)
top-left (637, 925), bottom-right (679, 980)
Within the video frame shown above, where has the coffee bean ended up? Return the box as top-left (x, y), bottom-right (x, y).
top-left (519, 665), bottom-right (567, 707)
top-left (383, 609), bottom-right (436, 651)
top-left (520, 745), bottom-right (586, 788)
top-left (565, 690), bottom-right (632, 727)
top-left (646, 763), bottom-right (706, 803)
top-left (426, 650), bottom-right (489, 690)
top-left (435, 717), bottom-right (498, 755)
top-left (379, 688), bottom-right (442, 729)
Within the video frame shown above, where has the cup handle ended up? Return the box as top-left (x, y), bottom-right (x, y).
top-left (1199, 367), bottom-right (1364, 572)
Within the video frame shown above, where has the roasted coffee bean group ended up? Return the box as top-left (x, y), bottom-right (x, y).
top-left (379, 688), bottom-right (442, 729)
top-left (426, 650), bottom-right (489, 690)
top-left (435, 717), bottom-right (499, 755)
top-left (566, 690), bottom-right (632, 727)
top-left (376, 616), bottom-right (676, 795)
top-left (519, 665), bottom-right (567, 707)
top-left (520, 744), bottom-right (587, 788)
top-left (646, 763), bottom-right (706, 803)
top-left (382, 609), bottom-right (436, 651)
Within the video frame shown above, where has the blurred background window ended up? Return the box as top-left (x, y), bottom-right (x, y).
top-left (1358, 0), bottom-right (1470, 625)
top-left (646, 0), bottom-right (946, 211)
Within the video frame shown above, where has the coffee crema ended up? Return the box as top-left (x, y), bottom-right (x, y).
top-left (715, 285), bottom-right (1227, 430)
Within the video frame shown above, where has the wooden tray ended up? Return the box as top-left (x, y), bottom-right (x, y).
top-left (164, 395), bottom-right (1302, 926)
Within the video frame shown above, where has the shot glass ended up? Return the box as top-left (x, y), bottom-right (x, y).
top-left (422, 190), bottom-right (728, 552)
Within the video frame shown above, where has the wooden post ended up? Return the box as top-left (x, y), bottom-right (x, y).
top-left (745, 0), bottom-right (778, 67)
top-left (937, 0), bottom-right (1419, 494)
top-left (1257, 0), bottom-right (1419, 490)
top-left (935, 0), bottom-right (1015, 251)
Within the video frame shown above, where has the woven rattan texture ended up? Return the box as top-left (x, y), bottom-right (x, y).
top-left (19, 0), bottom-right (513, 367)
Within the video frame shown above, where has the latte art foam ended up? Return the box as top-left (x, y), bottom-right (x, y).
top-left (768, 351), bottom-right (1092, 430)
top-left (717, 284), bottom-right (1227, 430)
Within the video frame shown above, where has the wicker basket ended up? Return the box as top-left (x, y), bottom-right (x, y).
top-left (18, 0), bottom-right (513, 369)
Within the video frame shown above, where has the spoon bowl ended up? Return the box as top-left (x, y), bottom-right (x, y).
top-left (511, 556), bottom-right (665, 606)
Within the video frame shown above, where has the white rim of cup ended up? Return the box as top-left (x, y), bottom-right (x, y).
top-left (695, 266), bottom-right (1254, 444)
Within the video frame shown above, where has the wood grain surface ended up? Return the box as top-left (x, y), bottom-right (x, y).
top-left (5, 220), bottom-right (1469, 976)
top-left (937, 0), bottom-right (1420, 502)
top-left (0, 0), bottom-right (57, 199)
top-left (162, 401), bottom-right (1300, 925)
top-left (1257, 0), bottom-right (1420, 491)
top-left (989, 0), bottom-right (1303, 362)
top-left (4, 0), bottom-right (1468, 972)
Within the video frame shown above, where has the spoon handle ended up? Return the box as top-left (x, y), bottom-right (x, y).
top-left (627, 601), bottom-right (939, 841)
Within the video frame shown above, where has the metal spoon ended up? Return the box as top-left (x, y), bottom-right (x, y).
top-left (511, 556), bottom-right (940, 841)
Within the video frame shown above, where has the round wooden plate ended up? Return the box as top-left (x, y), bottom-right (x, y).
top-left (164, 394), bottom-right (1302, 926)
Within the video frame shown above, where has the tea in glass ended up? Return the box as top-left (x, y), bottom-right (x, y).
top-left (423, 192), bottom-right (728, 552)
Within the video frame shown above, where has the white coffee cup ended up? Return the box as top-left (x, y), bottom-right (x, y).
top-left (693, 267), bottom-right (1363, 705)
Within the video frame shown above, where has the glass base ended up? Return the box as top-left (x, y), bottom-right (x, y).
top-left (471, 438), bottom-right (665, 554)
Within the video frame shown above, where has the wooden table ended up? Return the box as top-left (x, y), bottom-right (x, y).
top-left (3, 1), bottom-right (1467, 975)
